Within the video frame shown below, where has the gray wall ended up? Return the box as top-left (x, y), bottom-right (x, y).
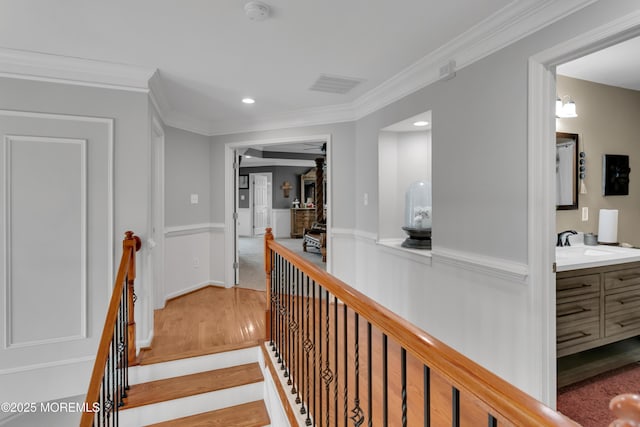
top-left (239, 165), bottom-right (312, 209)
top-left (164, 126), bottom-right (211, 226)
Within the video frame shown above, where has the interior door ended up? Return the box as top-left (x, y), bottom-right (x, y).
top-left (252, 174), bottom-right (269, 236)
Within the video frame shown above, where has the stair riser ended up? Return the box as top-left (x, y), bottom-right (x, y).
top-left (119, 381), bottom-right (264, 426)
top-left (129, 347), bottom-right (260, 385)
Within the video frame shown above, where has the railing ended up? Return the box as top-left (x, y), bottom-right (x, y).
top-left (264, 228), bottom-right (578, 426)
top-left (80, 231), bottom-right (141, 427)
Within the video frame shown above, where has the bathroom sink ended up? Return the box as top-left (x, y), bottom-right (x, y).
top-left (555, 246), bottom-right (613, 259)
top-left (555, 244), bottom-right (640, 271)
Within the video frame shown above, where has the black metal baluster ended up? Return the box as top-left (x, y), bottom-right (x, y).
top-left (304, 275), bottom-right (312, 426)
top-left (367, 322), bottom-right (372, 427)
top-left (488, 414), bottom-right (498, 426)
top-left (401, 348), bottom-right (407, 427)
top-left (278, 255), bottom-right (284, 367)
top-left (343, 305), bottom-right (348, 427)
top-left (112, 330), bottom-right (118, 425)
top-left (322, 289), bottom-right (332, 427)
top-left (269, 251), bottom-right (275, 349)
top-left (383, 334), bottom-right (388, 427)
top-left (285, 261), bottom-right (291, 379)
top-left (122, 281), bottom-right (129, 397)
top-left (351, 313), bottom-right (364, 427)
top-left (334, 296), bottom-right (339, 427)
top-left (297, 268), bottom-right (305, 410)
top-left (312, 280), bottom-right (317, 426)
top-left (424, 366), bottom-right (430, 427)
top-left (318, 284), bottom-right (323, 427)
top-left (99, 374), bottom-right (104, 425)
top-left (292, 267), bottom-right (300, 401)
top-left (274, 254), bottom-right (280, 359)
top-left (452, 387), bottom-right (460, 427)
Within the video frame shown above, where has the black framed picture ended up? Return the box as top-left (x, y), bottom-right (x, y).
top-left (239, 175), bottom-right (249, 189)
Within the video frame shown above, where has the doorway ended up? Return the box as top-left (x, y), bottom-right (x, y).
top-left (224, 135), bottom-right (332, 288)
top-left (528, 17), bottom-right (640, 407)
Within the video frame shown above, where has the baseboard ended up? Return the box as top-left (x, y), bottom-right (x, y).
top-left (137, 328), bottom-right (154, 350)
top-left (163, 281), bottom-right (226, 304)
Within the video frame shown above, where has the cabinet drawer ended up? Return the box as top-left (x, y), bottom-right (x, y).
top-left (557, 297), bottom-right (599, 327)
top-left (557, 320), bottom-right (599, 351)
top-left (605, 287), bottom-right (640, 315)
top-left (605, 267), bottom-right (640, 292)
top-left (605, 309), bottom-right (640, 337)
top-left (557, 274), bottom-right (600, 301)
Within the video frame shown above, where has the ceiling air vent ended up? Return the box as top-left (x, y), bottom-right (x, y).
top-left (309, 74), bottom-right (364, 94)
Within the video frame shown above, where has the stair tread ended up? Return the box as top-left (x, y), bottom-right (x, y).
top-left (123, 363), bottom-right (263, 409)
top-left (146, 400), bottom-right (270, 427)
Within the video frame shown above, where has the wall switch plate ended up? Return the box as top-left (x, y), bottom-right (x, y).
top-left (363, 193), bottom-right (368, 206)
top-left (240, 195), bottom-right (245, 201)
top-left (190, 193), bottom-right (199, 204)
top-left (193, 257), bottom-right (200, 268)
top-left (582, 206), bottom-right (588, 221)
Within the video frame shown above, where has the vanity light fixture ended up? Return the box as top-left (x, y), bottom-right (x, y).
top-left (242, 97), bottom-right (255, 104)
top-left (413, 121), bottom-right (429, 127)
top-left (556, 95), bottom-right (578, 118)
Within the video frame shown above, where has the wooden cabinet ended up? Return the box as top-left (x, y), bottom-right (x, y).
top-left (557, 262), bottom-right (640, 357)
top-left (290, 208), bottom-right (314, 238)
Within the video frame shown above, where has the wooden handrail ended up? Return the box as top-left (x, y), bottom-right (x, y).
top-left (264, 228), bottom-right (577, 426)
top-left (80, 231), bottom-right (141, 426)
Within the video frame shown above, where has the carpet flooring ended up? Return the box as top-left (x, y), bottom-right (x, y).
top-left (237, 236), bottom-right (325, 291)
top-left (557, 362), bottom-right (640, 426)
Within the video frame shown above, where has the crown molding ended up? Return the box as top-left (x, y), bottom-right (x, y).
top-left (351, 0), bottom-right (598, 119)
top-left (0, 47), bottom-right (156, 92)
top-left (206, 101), bottom-right (356, 136)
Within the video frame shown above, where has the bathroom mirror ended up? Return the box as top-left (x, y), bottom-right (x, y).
top-left (556, 132), bottom-right (579, 210)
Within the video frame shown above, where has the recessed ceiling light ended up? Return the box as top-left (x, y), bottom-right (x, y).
top-left (413, 121), bottom-right (429, 127)
top-left (242, 98), bottom-right (255, 104)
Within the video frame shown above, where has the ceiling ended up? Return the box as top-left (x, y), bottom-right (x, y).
top-left (557, 35), bottom-right (640, 91)
top-left (0, 1), bottom-right (598, 136)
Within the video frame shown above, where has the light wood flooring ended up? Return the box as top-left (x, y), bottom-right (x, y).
top-left (138, 286), bottom-right (266, 364)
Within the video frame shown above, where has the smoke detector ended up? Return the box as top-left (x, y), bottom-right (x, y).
top-left (244, 1), bottom-right (270, 21)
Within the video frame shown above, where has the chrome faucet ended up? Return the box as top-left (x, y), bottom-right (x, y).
top-left (557, 230), bottom-right (578, 247)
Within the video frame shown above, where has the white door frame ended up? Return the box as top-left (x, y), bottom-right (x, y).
top-left (224, 134), bottom-right (332, 287)
top-left (528, 12), bottom-right (640, 406)
top-left (150, 116), bottom-right (166, 309)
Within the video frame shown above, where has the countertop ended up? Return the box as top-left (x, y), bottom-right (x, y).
top-left (556, 244), bottom-right (640, 272)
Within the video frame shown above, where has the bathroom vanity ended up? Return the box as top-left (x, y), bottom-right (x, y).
top-left (556, 245), bottom-right (640, 357)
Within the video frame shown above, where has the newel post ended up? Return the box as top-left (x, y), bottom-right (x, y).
top-left (124, 231), bottom-right (141, 365)
top-left (610, 393), bottom-right (640, 426)
top-left (265, 228), bottom-right (274, 342)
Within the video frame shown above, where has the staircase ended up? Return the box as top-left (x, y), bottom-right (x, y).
top-left (118, 346), bottom-right (271, 426)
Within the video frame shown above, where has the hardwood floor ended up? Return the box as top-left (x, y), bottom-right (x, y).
top-left (138, 286), bottom-right (266, 364)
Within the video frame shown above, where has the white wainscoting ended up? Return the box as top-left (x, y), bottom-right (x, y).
top-left (271, 209), bottom-right (291, 239)
top-left (330, 229), bottom-right (540, 399)
top-left (0, 110), bottom-right (113, 404)
top-left (238, 208), bottom-right (251, 237)
top-left (164, 223), bottom-right (227, 303)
